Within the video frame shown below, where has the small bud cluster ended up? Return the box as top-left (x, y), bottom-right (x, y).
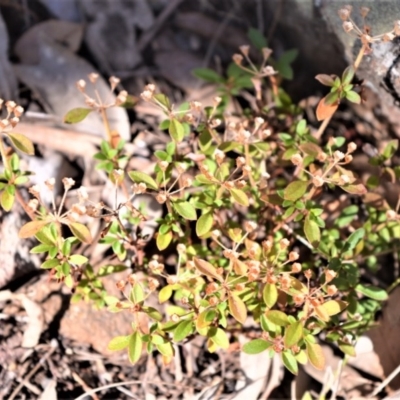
top-left (0, 100), bottom-right (24, 130)
top-left (338, 5), bottom-right (400, 50)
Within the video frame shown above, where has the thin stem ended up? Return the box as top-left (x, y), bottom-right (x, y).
top-left (99, 106), bottom-right (113, 145)
top-left (244, 142), bottom-right (256, 188)
top-left (315, 114), bottom-right (332, 140)
top-left (354, 44), bottom-right (367, 70)
top-left (0, 135), bottom-right (10, 170)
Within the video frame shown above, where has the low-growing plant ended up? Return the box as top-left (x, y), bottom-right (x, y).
top-left (1, 6), bottom-right (400, 376)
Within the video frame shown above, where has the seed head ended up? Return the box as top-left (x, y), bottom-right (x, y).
top-left (156, 192), bottom-right (167, 204)
top-left (71, 203), bottom-right (87, 215)
top-left (244, 221), bottom-right (257, 233)
top-left (29, 184), bottom-right (41, 198)
top-left (190, 101), bottom-right (202, 111)
top-left (85, 97), bottom-right (97, 107)
top-left (333, 150), bottom-right (345, 162)
top-left (158, 160), bottom-right (169, 172)
top-left (338, 7), bottom-right (351, 21)
top-left (76, 79), bottom-right (86, 92)
top-left (116, 279), bottom-right (126, 291)
top-left (214, 149), bottom-right (225, 164)
top-left (360, 6), bottom-right (370, 18)
top-left (347, 142), bottom-right (357, 153)
top-left (27, 198), bottom-right (39, 212)
top-left (115, 90), bottom-right (128, 106)
top-left (213, 96), bottom-right (222, 106)
top-left (327, 284), bottom-right (338, 296)
top-left (279, 238), bottom-right (290, 250)
top-left (109, 76), bottom-right (120, 90)
top-left (13, 105), bottom-right (24, 118)
top-left (140, 90), bottom-right (153, 102)
top-left (148, 277), bottom-right (160, 291)
top-left (239, 45), bottom-right (250, 57)
top-left (291, 154), bottom-right (303, 166)
top-left (383, 32), bottom-right (396, 42)
top-left (289, 251), bottom-right (299, 261)
top-left (325, 269), bottom-right (337, 282)
top-left (177, 244), bottom-right (186, 254)
top-left (386, 209), bottom-right (398, 220)
top-left (291, 262), bottom-right (302, 273)
top-left (67, 211), bottom-right (80, 222)
top-left (344, 154), bottom-right (353, 163)
top-left (262, 66), bottom-right (277, 76)
top-left (232, 53), bottom-right (244, 66)
top-left (78, 186), bottom-right (89, 201)
top-left (236, 157), bottom-right (246, 167)
top-left (342, 21), bottom-right (354, 33)
top-left (262, 47), bottom-right (273, 60)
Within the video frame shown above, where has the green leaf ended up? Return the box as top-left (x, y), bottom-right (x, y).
top-left (282, 351), bottom-right (298, 375)
top-left (169, 118), bottom-right (185, 142)
top-left (130, 283), bottom-right (145, 304)
top-left (153, 94), bottom-right (171, 109)
top-left (319, 300), bottom-right (348, 316)
top-left (209, 327), bottom-right (229, 349)
top-left (196, 309), bottom-right (216, 329)
top-left (304, 216), bottom-right (320, 247)
top-left (7, 133), bottom-right (34, 155)
top-left (263, 283), bottom-right (278, 308)
top-left (341, 183), bottom-right (367, 195)
top-left (247, 27), bottom-right (268, 50)
top-left (284, 181), bottom-right (308, 202)
top-left (157, 231), bottom-right (173, 251)
top-left (108, 335), bottom-right (130, 351)
top-left (128, 331), bottom-right (143, 364)
top-left (1, 189), bottom-right (14, 211)
top-left (306, 341), bottom-right (325, 370)
top-left (196, 212), bottom-right (214, 237)
top-left (128, 171), bottom-right (158, 190)
top-left (69, 222), bottom-right (92, 244)
top-left (173, 200), bottom-right (197, 220)
top-left (230, 188), bottom-right (249, 206)
top-left (19, 220), bottom-right (49, 239)
top-left (159, 285), bottom-right (173, 303)
top-left (355, 284), bottom-right (388, 301)
top-left (284, 321), bottom-right (303, 348)
top-left (343, 228), bottom-right (365, 253)
top-left (325, 91), bottom-right (340, 105)
top-left (266, 310), bottom-right (289, 326)
top-left (173, 320), bottom-right (193, 342)
top-left (228, 293), bottom-right (247, 324)
top-left (41, 259), bottom-right (60, 269)
top-left (382, 140), bottom-right (398, 160)
top-left (345, 90), bottom-right (361, 104)
top-left (192, 68), bottom-right (224, 83)
top-left (63, 108), bottom-right (92, 124)
top-left (69, 254), bottom-right (88, 266)
top-left (338, 340), bottom-right (356, 357)
top-left (156, 341), bottom-right (174, 357)
top-left (301, 392), bottom-right (313, 400)
top-left (342, 65), bottom-right (355, 84)
top-left (242, 339), bottom-right (271, 354)
top-left (193, 257), bottom-right (223, 282)
top-left (315, 74), bottom-right (335, 87)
